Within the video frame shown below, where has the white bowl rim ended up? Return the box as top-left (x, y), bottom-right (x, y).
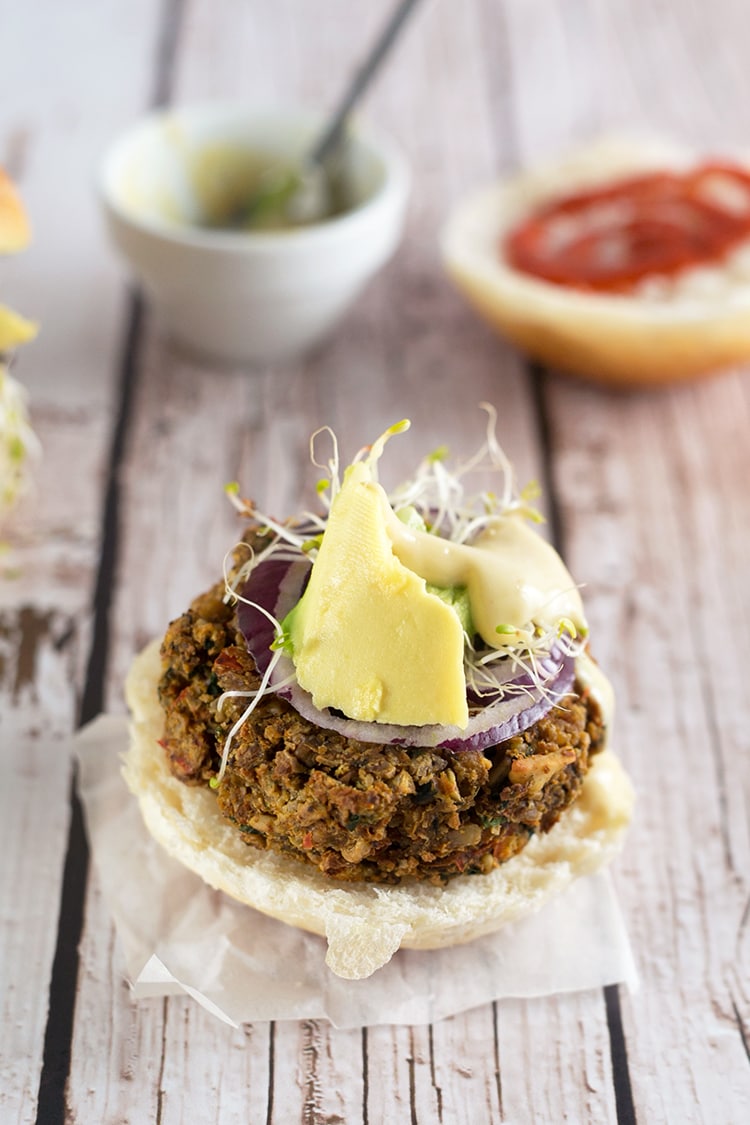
top-left (98, 101), bottom-right (411, 254)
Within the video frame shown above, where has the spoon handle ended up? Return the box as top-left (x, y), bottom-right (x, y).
top-left (310, 0), bottom-right (423, 166)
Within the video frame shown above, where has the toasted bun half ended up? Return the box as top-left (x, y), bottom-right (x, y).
top-left (441, 136), bottom-right (750, 387)
top-left (123, 639), bottom-right (634, 979)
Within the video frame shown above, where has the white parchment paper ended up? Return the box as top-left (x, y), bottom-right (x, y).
top-left (75, 715), bottom-right (637, 1029)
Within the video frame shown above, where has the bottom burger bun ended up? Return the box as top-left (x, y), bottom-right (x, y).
top-left (124, 639), bottom-right (634, 980)
top-left (441, 136), bottom-right (750, 387)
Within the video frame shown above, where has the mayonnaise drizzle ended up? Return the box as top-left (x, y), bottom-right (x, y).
top-left (377, 485), bottom-right (586, 647)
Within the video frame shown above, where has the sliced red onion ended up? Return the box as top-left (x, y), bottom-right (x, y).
top-left (271, 651), bottom-right (574, 751)
top-left (238, 553), bottom-right (575, 752)
top-left (237, 556), bottom-right (311, 674)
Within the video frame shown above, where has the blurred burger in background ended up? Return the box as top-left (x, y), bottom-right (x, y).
top-left (0, 167), bottom-right (39, 521)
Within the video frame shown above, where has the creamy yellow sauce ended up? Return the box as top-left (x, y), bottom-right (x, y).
top-left (379, 487), bottom-right (586, 646)
top-left (188, 143), bottom-right (280, 228)
top-left (187, 143), bottom-right (346, 231)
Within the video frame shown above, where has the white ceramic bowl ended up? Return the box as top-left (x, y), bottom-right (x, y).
top-left (99, 104), bottom-right (410, 365)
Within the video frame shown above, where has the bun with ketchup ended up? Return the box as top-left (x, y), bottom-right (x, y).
top-left (124, 410), bottom-right (633, 979)
top-left (441, 136), bottom-right (750, 386)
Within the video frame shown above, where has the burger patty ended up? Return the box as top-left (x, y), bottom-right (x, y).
top-left (158, 580), bottom-right (606, 885)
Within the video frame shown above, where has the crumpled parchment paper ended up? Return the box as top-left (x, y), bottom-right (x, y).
top-left (75, 715), bottom-right (637, 1029)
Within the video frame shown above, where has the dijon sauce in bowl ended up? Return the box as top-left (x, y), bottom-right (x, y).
top-left (99, 104), bottom-right (410, 365)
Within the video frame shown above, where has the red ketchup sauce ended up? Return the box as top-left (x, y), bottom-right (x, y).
top-left (503, 163), bottom-right (750, 292)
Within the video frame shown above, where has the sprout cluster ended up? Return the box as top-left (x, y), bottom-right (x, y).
top-left (0, 363), bottom-right (40, 516)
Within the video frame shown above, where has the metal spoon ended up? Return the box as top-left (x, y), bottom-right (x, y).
top-left (244, 0), bottom-right (423, 228)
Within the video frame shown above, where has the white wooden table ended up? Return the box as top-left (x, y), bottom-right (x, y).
top-left (2, 1), bottom-right (749, 1121)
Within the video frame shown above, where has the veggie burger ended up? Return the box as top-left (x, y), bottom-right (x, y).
top-left (125, 409), bottom-right (633, 978)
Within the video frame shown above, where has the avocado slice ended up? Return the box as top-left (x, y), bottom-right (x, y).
top-left (284, 460), bottom-right (469, 728)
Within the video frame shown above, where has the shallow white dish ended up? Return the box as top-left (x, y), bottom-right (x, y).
top-left (99, 103), bottom-right (410, 365)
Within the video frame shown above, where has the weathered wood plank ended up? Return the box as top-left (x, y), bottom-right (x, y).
top-left (0, 2), bottom-right (166, 1120)
top-left (546, 373), bottom-right (750, 1122)
top-left (159, 1016), bottom-right (271, 1125)
top-left (0, 605), bottom-right (81, 1125)
top-left (269, 1021), bottom-right (365, 1124)
top-left (361, 1024), bottom-right (442, 1124)
top-left (427, 1006), bottom-right (504, 1124)
top-left (62, 877), bottom-right (166, 1124)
